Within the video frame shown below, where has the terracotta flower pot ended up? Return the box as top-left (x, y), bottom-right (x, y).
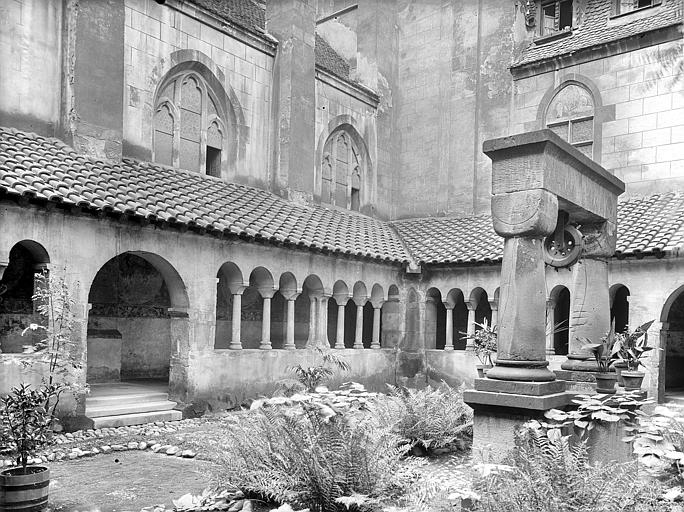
top-left (621, 370), bottom-right (645, 391)
top-left (614, 361), bottom-right (628, 387)
top-left (594, 373), bottom-right (617, 394)
top-left (0, 465), bottom-right (50, 512)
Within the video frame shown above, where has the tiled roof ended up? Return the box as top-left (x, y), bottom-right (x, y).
top-left (514, 0), bottom-right (682, 67)
top-left (315, 33), bottom-right (351, 80)
top-left (0, 128), bottom-right (410, 264)
top-left (2, 128), bottom-right (683, 268)
top-left (188, 0), bottom-right (266, 34)
top-left (392, 215), bottom-right (502, 266)
top-left (186, 1), bottom-right (352, 82)
top-left (393, 193), bottom-right (684, 265)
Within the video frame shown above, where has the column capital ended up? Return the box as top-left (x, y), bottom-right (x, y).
top-left (546, 298), bottom-right (556, 309)
top-left (442, 301), bottom-right (455, 311)
top-left (353, 296), bottom-right (368, 307)
top-left (466, 301), bottom-right (477, 312)
top-left (231, 285), bottom-right (247, 296)
top-left (333, 293), bottom-right (351, 306)
top-left (257, 286), bottom-right (277, 299)
top-left (488, 299), bottom-right (498, 311)
top-left (0, 261), bottom-right (8, 281)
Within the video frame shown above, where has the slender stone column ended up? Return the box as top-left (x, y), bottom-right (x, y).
top-left (229, 287), bottom-right (246, 350)
top-left (284, 297), bottom-right (297, 350)
top-left (546, 299), bottom-right (556, 355)
top-left (336, 302), bottom-right (346, 349)
top-left (562, 222), bottom-right (615, 371)
top-left (259, 296), bottom-right (273, 350)
top-left (444, 304), bottom-right (455, 350)
top-left (485, 189), bottom-right (558, 382)
top-left (490, 300), bottom-right (499, 328)
top-left (318, 294), bottom-right (331, 348)
top-left (307, 296), bottom-right (318, 347)
top-left (465, 303), bottom-right (477, 351)
top-left (354, 302), bottom-right (365, 349)
top-left (371, 305), bottom-right (382, 349)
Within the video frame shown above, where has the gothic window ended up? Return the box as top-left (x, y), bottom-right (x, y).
top-left (153, 72), bottom-right (226, 177)
top-left (545, 83), bottom-right (595, 158)
top-left (616, 0), bottom-right (659, 14)
top-left (321, 129), bottom-right (364, 212)
top-left (538, 0), bottom-right (573, 36)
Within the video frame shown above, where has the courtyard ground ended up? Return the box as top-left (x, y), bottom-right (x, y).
top-left (37, 415), bottom-right (475, 511)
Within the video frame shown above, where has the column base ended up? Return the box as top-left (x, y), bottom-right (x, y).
top-left (486, 359), bottom-right (556, 382)
top-left (464, 378), bottom-right (570, 462)
top-left (352, 343), bottom-right (363, 349)
top-left (561, 354), bottom-right (600, 371)
top-left (228, 343), bottom-right (242, 350)
top-left (283, 343), bottom-right (296, 350)
top-left (259, 342), bottom-right (272, 350)
top-left (444, 345), bottom-right (455, 351)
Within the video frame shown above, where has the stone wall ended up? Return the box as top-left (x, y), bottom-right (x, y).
top-left (0, 0), bottom-right (62, 136)
top-left (123, 0), bottom-right (274, 187)
top-left (511, 38), bottom-right (684, 197)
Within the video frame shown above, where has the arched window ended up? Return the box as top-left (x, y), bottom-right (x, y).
top-left (321, 129), bottom-right (364, 212)
top-left (153, 72), bottom-right (226, 177)
top-left (545, 83), bottom-right (595, 158)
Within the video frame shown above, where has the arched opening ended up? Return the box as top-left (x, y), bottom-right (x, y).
top-left (362, 302), bottom-right (374, 348)
top-left (610, 285), bottom-right (630, 334)
top-left (425, 288), bottom-right (445, 350)
top-left (0, 241), bottom-right (50, 353)
top-left (215, 262), bottom-right (244, 349)
top-left (447, 288), bottom-right (468, 350)
top-left (544, 81), bottom-right (596, 159)
top-left (87, 252), bottom-right (188, 384)
top-left (551, 286), bottom-right (570, 355)
top-left (471, 287), bottom-right (492, 327)
top-left (663, 287), bottom-right (684, 392)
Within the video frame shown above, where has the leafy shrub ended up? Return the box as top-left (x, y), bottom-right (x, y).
top-left (215, 389), bottom-right (406, 512)
top-left (626, 405), bottom-right (684, 482)
top-left (376, 383), bottom-right (473, 453)
top-left (473, 423), bottom-right (665, 512)
top-left (289, 347), bottom-right (351, 391)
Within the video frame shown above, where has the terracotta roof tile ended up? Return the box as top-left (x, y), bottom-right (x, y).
top-left (393, 192), bottom-right (684, 265)
top-left (515, 0), bottom-right (682, 67)
top-left (0, 128), bottom-right (409, 264)
top-left (315, 33), bottom-right (350, 80)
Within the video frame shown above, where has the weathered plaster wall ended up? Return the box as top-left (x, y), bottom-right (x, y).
top-left (0, 0), bottom-right (62, 136)
top-left (511, 38), bottom-right (684, 197)
top-left (123, 0), bottom-right (273, 187)
top-left (392, 0), bottom-right (530, 219)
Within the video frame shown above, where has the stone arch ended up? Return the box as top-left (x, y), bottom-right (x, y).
top-left (536, 73), bottom-right (612, 163)
top-left (0, 240), bottom-right (52, 353)
top-left (446, 288), bottom-right (468, 350)
top-left (388, 284), bottom-right (400, 301)
top-left (86, 251), bottom-right (189, 384)
top-left (149, 50), bottom-right (247, 175)
top-left (315, 114), bottom-right (375, 212)
top-left (549, 284), bottom-right (571, 355)
top-left (215, 261), bottom-right (246, 349)
top-left (610, 284), bottom-right (630, 334)
top-left (661, 285), bottom-right (684, 394)
top-left (469, 287), bottom-right (492, 327)
top-left (425, 287), bottom-right (445, 350)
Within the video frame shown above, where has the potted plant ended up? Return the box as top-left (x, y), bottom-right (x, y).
top-left (1, 270), bottom-right (84, 510)
top-left (582, 329), bottom-right (620, 394)
top-left (463, 320), bottom-right (497, 378)
top-left (615, 320), bottom-right (655, 391)
top-left (0, 383), bottom-right (58, 511)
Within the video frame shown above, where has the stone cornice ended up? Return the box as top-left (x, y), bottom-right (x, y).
top-left (315, 68), bottom-right (380, 108)
top-left (511, 22), bottom-right (681, 80)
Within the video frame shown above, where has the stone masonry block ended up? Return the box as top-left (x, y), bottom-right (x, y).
top-left (657, 143), bottom-right (684, 163)
top-left (645, 94), bottom-right (673, 114)
top-left (615, 99), bottom-right (643, 120)
top-left (643, 128), bottom-right (672, 147)
top-left (603, 119), bottom-right (629, 137)
top-left (658, 108), bottom-right (684, 129)
top-left (628, 113), bottom-right (657, 133)
top-left (491, 189), bottom-right (557, 238)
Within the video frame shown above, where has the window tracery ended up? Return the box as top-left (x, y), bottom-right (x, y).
top-left (321, 129), bottom-right (364, 212)
top-left (153, 71), bottom-right (226, 177)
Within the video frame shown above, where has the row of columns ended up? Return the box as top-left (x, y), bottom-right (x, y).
top-left (440, 299), bottom-right (499, 351)
top-left (225, 287), bottom-right (384, 350)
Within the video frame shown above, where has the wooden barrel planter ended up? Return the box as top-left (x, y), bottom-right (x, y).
top-left (0, 466), bottom-right (50, 511)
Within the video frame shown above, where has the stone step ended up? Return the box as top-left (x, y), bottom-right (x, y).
top-left (90, 409), bottom-right (182, 429)
top-left (86, 400), bottom-right (178, 418)
top-left (86, 391), bottom-right (170, 407)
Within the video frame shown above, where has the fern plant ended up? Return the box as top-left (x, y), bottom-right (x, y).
top-left (375, 383), bottom-right (473, 453)
top-left (215, 394), bottom-right (406, 511)
top-left (474, 423), bottom-right (662, 512)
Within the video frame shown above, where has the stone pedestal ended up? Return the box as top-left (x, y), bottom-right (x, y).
top-left (466, 130), bottom-right (625, 461)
